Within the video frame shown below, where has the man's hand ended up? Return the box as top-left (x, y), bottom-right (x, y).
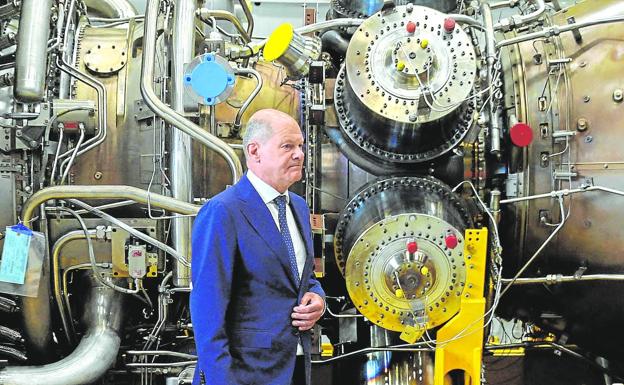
top-left (291, 292), bottom-right (324, 331)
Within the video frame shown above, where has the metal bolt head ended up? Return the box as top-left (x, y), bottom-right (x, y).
top-left (613, 89), bottom-right (623, 103)
top-left (584, 135), bottom-right (593, 143)
top-left (583, 95), bottom-right (591, 103)
top-left (94, 171), bottom-right (103, 180)
top-left (576, 118), bottom-right (588, 131)
top-left (408, 114), bottom-right (418, 122)
top-left (406, 3), bottom-right (413, 12)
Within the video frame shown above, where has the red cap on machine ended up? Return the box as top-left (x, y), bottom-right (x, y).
top-left (444, 18), bottom-right (456, 33)
top-left (510, 122), bottom-right (533, 147)
top-left (406, 21), bottom-right (416, 33)
top-left (445, 234), bottom-right (458, 249)
top-left (407, 241), bottom-right (418, 254)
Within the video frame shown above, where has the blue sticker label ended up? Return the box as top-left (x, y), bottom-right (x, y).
top-left (0, 226), bottom-right (33, 284)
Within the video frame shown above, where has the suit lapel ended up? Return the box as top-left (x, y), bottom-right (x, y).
top-left (236, 176), bottom-right (299, 288)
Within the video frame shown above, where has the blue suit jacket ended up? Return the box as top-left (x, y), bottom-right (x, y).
top-left (190, 174), bottom-right (325, 385)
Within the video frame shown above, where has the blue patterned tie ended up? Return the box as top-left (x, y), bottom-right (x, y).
top-left (274, 195), bottom-right (301, 286)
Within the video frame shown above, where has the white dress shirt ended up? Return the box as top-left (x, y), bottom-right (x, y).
top-left (247, 170), bottom-right (306, 355)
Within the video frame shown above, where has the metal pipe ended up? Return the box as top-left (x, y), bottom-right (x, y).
top-left (21, 185), bottom-right (200, 225)
top-left (481, 2), bottom-right (500, 155)
top-left (497, 15), bottom-right (624, 48)
top-left (237, 0), bottom-right (254, 37)
top-left (126, 361), bottom-right (197, 368)
top-left (500, 185), bottom-right (624, 205)
top-left (68, 199), bottom-right (190, 266)
top-left (233, 67), bottom-right (262, 130)
top-left (59, 125), bottom-right (85, 184)
top-left (61, 263), bottom-right (109, 330)
top-left (502, 274), bottom-right (624, 285)
top-left (0, 279), bottom-right (125, 385)
top-left (126, 350), bottom-right (198, 360)
top-left (51, 229), bottom-right (97, 345)
top-left (241, 18), bottom-right (364, 57)
top-left (170, 0), bottom-right (196, 287)
top-left (500, 196), bottom-right (566, 297)
top-left (493, 0), bottom-right (545, 31)
top-left (83, 0), bottom-right (138, 18)
top-left (196, 9), bottom-right (251, 43)
top-left (56, 56), bottom-right (108, 171)
top-left (142, 0), bottom-right (242, 183)
top-left (446, 13), bottom-right (483, 27)
top-left (13, 0), bottom-right (53, 102)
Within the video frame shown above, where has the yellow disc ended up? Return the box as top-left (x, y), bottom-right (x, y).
top-left (420, 39), bottom-right (429, 49)
top-left (396, 61), bottom-right (405, 71)
top-left (263, 23), bottom-right (294, 61)
top-left (395, 288), bottom-right (404, 298)
top-left (421, 266), bottom-right (429, 275)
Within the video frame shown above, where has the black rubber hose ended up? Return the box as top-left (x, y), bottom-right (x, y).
top-left (321, 30), bottom-right (350, 59)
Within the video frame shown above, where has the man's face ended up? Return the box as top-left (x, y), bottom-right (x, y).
top-left (250, 118), bottom-right (305, 193)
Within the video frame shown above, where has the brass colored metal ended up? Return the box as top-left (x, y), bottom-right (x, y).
top-left (345, 213), bottom-right (466, 332)
top-left (84, 42), bottom-right (127, 75)
top-left (21, 185), bottom-right (200, 226)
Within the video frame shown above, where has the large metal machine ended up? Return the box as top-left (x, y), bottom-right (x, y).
top-left (0, 0), bottom-right (623, 384)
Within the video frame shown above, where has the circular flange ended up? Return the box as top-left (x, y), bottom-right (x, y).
top-left (345, 5), bottom-right (476, 124)
top-left (334, 176), bottom-right (473, 275)
top-left (346, 213), bottom-right (466, 331)
top-left (84, 43), bottom-right (127, 75)
top-left (184, 53), bottom-right (235, 106)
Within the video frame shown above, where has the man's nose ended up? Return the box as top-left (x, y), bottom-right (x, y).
top-left (293, 147), bottom-right (304, 159)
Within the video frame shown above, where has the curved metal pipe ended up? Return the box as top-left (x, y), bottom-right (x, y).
top-left (493, 0), bottom-right (546, 31)
top-left (55, 56), bottom-right (108, 171)
top-left (196, 8), bottom-right (251, 43)
top-left (13, 0), bottom-right (53, 102)
top-left (237, 0), bottom-right (254, 38)
top-left (234, 67), bottom-right (262, 130)
top-left (142, 0), bottom-right (242, 183)
top-left (21, 185), bottom-right (200, 225)
top-left (83, 0), bottom-right (138, 18)
top-left (51, 230), bottom-right (97, 345)
top-left (0, 280), bottom-right (124, 385)
top-left (496, 15), bottom-right (624, 48)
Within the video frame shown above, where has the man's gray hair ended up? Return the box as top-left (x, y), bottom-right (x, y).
top-left (242, 117), bottom-right (275, 159)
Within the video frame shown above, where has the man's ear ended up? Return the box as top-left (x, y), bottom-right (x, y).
top-left (247, 142), bottom-right (260, 163)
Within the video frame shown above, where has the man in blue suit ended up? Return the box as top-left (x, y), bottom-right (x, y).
top-left (191, 109), bottom-right (325, 385)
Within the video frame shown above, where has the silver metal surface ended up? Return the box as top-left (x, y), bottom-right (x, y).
top-left (331, 5), bottom-right (477, 171)
top-left (13, 0), bottom-right (52, 102)
top-left (334, 176), bottom-right (473, 274)
top-left (170, 0), bottom-right (197, 287)
top-left (141, 0), bottom-right (242, 183)
top-left (0, 280), bottom-right (124, 385)
top-left (83, 0), bottom-right (139, 18)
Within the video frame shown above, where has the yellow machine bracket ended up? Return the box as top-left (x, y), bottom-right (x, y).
top-left (434, 228), bottom-right (488, 385)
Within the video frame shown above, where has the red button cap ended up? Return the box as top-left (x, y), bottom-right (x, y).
top-left (445, 234), bottom-right (458, 249)
top-left (406, 21), bottom-right (416, 34)
top-left (510, 122), bottom-right (533, 147)
top-left (407, 241), bottom-right (418, 254)
top-left (444, 18), bottom-right (456, 33)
